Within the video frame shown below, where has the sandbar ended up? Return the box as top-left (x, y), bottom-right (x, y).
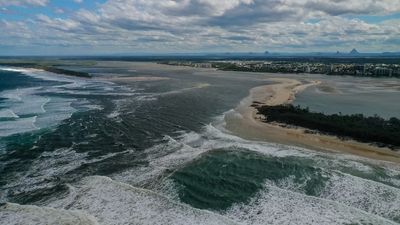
top-left (224, 78), bottom-right (400, 163)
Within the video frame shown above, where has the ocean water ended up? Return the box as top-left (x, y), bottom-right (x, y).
top-left (1, 62), bottom-right (400, 225)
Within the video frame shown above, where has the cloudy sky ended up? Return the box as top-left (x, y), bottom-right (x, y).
top-left (1, 0), bottom-right (399, 55)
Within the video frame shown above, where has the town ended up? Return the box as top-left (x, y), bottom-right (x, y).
top-left (163, 60), bottom-right (400, 77)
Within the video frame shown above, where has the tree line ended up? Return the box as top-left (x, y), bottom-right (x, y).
top-left (256, 104), bottom-right (400, 149)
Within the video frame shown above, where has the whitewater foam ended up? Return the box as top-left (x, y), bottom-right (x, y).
top-left (46, 176), bottom-right (237, 225)
top-left (0, 116), bottom-right (39, 137)
top-left (2, 66), bottom-right (400, 224)
top-left (320, 172), bottom-right (400, 222)
top-left (112, 123), bottom-right (319, 190)
top-left (109, 121), bottom-right (400, 224)
top-left (0, 203), bottom-right (98, 225)
top-left (0, 147), bottom-right (134, 202)
top-left (0, 86), bottom-right (77, 136)
top-left (0, 67), bottom-right (132, 138)
top-left (0, 67), bottom-right (84, 84)
top-left (0, 109), bottom-right (19, 119)
top-left (40, 97), bottom-right (51, 113)
top-left (224, 183), bottom-right (397, 225)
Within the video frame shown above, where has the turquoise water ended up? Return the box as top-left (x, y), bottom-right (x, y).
top-left (171, 149), bottom-right (328, 210)
top-left (1, 63), bottom-right (400, 225)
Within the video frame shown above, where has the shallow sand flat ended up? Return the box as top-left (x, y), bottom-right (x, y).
top-left (104, 76), bottom-right (171, 82)
top-left (224, 78), bottom-right (400, 164)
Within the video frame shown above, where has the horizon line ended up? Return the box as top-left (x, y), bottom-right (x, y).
top-left (0, 51), bottom-right (400, 58)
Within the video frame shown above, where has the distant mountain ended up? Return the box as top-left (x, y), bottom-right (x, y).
top-left (350, 48), bottom-right (359, 54)
top-left (382, 52), bottom-right (400, 55)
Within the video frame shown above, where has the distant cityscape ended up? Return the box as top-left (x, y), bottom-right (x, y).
top-left (161, 48), bottom-right (400, 77)
top-left (218, 61), bottom-right (399, 77)
top-left (163, 60), bottom-right (400, 77)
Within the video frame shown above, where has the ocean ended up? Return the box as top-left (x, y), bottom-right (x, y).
top-left (1, 62), bottom-right (400, 225)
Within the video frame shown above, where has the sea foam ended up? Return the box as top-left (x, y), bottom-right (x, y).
top-left (224, 183), bottom-right (397, 225)
top-left (0, 203), bottom-right (98, 225)
top-left (111, 121), bottom-right (400, 224)
top-left (46, 176), bottom-right (237, 225)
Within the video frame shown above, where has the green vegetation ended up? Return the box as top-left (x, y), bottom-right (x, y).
top-left (37, 66), bottom-right (91, 78)
top-left (256, 104), bottom-right (400, 149)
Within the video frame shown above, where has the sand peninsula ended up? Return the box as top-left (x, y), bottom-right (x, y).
top-left (225, 78), bottom-right (400, 163)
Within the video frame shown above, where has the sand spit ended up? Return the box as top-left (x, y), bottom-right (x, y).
top-left (225, 78), bottom-right (400, 164)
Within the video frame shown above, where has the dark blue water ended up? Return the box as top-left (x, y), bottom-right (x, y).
top-left (0, 69), bottom-right (46, 92)
top-left (0, 64), bottom-right (258, 204)
top-left (1, 63), bottom-right (400, 225)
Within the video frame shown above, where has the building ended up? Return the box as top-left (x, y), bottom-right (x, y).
top-left (375, 67), bottom-right (393, 76)
top-left (355, 64), bottom-right (365, 75)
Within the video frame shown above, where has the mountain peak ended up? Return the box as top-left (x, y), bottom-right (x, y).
top-left (350, 48), bottom-right (359, 54)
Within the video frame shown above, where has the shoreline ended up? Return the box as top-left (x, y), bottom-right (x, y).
top-left (0, 66), bottom-right (91, 78)
top-left (224, 78), bottom-right (400, 163)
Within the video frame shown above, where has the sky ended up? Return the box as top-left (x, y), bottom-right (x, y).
top-left (0, 0), bottom-right (399, 55)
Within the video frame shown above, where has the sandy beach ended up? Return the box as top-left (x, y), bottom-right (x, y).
top-left (225, 78), bottom-right (400, 163)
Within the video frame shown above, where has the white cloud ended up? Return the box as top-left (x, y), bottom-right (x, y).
top-left (0, 0), bottom-right (48, 7)
top-left (1, 0), bottom-right (400, 54)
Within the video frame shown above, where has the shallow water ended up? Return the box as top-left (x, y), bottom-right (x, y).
top-left (294, 76), bottom-right (400, 119)
top-left (0, 62), bottom-right (400, 225)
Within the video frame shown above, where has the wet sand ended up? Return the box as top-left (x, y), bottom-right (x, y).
top-left (225, 78), bottom-right (400, 163)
